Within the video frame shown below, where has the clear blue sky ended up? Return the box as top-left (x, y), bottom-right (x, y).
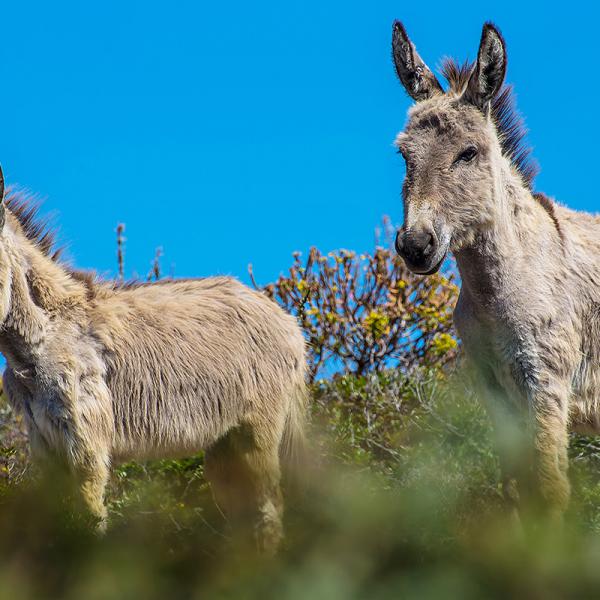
top-left (0, 2), bottom-right (594, 284)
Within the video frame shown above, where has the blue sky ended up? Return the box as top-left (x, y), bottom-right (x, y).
top-left (0, 2), bottom-right (594, 284)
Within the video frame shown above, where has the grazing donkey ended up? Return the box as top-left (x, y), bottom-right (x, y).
top-left (391, 21), bottom-right (600, 519)
top-left (0, 170), bottom-right (306, 553)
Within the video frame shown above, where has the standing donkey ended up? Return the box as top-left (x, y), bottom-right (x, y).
top-left (0, 170), bottom-right (306, 553)
top-left (391, 21), bottom-right (600, 519)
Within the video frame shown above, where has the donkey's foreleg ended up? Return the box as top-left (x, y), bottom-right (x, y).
top-left (480, 369), bottom-right (571, 519)
top-left (73, 448), bottom-right (111, 534)
top-left (64, 412), bottom-right (112, 532)
top-left (481, 387), bottom-right (526, 521)
top-left (472, 368), bottom-right (525, 521)
top-left (530, 392), bottom-right (570, 519)
top-left (28, 416), bottom-right (111, 532)
top-left (67, 380), bottom-right (114, 533)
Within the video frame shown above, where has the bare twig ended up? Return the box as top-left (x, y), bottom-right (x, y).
top-left (147, 247), bottom-right (163, 282)
top-left (116, 223), bottom-right (126, 281)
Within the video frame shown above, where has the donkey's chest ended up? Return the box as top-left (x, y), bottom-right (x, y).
top-left (455, 292), bottom-right (545, 402)
top-left (456, 290), bottom-right (600, 427)
top-left (466, 322), bottom-right (539, 403)
top-left (28, 391), bottom-right (73, 449)
top-left (4, 366), bottom-right (73, 451)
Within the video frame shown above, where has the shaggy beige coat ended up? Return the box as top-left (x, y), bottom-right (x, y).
top-left (0, 185), bottom-right (306, 553)
top-left (392, 21), bottom-right (600, 518)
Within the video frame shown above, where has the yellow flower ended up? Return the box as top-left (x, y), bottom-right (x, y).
top-left (431, 333), bottom-right (458, 355)
top-left (363, 310), bottom-right (390, 339)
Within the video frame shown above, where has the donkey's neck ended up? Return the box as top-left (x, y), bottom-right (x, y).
top-left (455, 168), bottom-right (561, 309)
top-left (0, 221), bottom-right (87, 370)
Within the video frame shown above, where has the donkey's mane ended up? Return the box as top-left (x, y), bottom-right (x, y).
top-left (5, 190), bottom-right (63, 262)
top-left (441, 59), bottom-right (538, 190)
top-left (1, 192), bottom-right (170, 292)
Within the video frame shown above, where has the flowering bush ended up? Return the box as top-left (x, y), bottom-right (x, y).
top-left (250, 218), bottom-right (459, 381)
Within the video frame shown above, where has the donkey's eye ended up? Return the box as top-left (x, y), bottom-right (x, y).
top-left (455, 146), bottom-right (478, 164)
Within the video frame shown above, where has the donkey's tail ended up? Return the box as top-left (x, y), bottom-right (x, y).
top-left (279, 371), bottom-right (308, 487)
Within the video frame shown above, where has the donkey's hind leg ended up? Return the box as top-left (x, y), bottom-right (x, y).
top-left (204, 421), bottom-right (284, 555)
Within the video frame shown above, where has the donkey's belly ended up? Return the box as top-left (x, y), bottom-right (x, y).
top-left (569, 400), bottom-right (600, 435)
top-left (109, 389), bottom-right (246, 462)
top-left (569, 359), bottom-right (600, 434)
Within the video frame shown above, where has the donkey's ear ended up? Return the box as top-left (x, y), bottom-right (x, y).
top-left (392, 21), bottom-right (443, 101)
top-left (463, 23), bottom-right (506, 108)
top-left (0, 165), bottom-right (6, 231)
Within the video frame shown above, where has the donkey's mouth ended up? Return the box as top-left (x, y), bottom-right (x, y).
top-left (409, 249), bottom-right (448, 276)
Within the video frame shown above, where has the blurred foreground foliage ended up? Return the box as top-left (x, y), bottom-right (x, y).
top-left (4, 370), bottom-right (600, 598)
top-left (3, 225), bottom-right (600, 597)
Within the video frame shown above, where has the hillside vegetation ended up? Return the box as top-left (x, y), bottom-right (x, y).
top-left (2, 223), bottom-right (600, 598)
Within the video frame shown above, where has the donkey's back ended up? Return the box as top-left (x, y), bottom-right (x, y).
top-left (89, 276), bottom-right (306, 462)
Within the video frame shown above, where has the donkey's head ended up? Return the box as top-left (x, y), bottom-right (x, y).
top-left (392, 22), bottom-right (533, 274)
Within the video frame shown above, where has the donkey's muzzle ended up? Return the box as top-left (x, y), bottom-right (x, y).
top-left (395, 228), bottom-right (439, 274)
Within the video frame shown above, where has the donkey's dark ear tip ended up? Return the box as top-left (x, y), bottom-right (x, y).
top-left (392, 20), bottom-right (408, 37)
top-left (483, 21), bottom-right (500, 31)
top-left (482, 22), bottom-right (505, 43)
top-left (0, 164), bottom-right (5, 204)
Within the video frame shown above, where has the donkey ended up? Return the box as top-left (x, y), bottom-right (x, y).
top-left (391, 21), bottom-right (600, 519)
top-left (0, 170), bottom-right (306, 553)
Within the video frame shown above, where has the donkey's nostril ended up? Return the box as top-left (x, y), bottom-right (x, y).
top-left (396, 229), bottom-right (438, 267)
top-left (422, 233), bottom-right (434, 256)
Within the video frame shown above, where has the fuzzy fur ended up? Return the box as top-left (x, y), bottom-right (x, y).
top-left (393, 21), bottom-right (600, 518)
top-left (0, 194), bottom-right (307, 553)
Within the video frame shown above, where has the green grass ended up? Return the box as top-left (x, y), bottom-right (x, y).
top-left (3, 371), bottom-right (600, 598)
